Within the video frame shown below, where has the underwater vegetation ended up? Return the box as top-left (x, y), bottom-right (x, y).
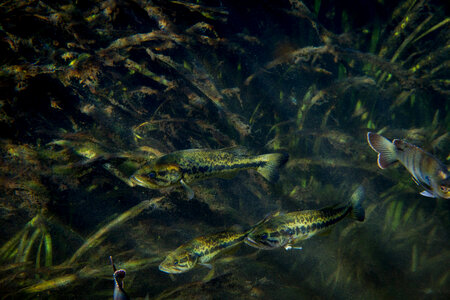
top-left (0, 0), bottom-right (449, 299)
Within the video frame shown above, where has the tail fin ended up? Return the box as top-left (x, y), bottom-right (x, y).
top-left (349, 185), bottom-right (365, 222)
top-left (256, 152), bottom-right (289, 182)
top-left (367, 132), bottom-right (398, 169)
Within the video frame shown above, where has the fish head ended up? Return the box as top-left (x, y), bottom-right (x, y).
top-left (432, 169), bottom-right (450, 199)
top-left (245, 226), bottom-right (284, 250)
top-left (131, 163), bottom-right (182, 189)
top-left (159, 248), bottom-right (198, 274)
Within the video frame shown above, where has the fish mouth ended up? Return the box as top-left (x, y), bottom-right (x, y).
top-left (130, 175), bottom-right (155, 188)
top-left (158, 263), bottom-right (189, 274)
top-left (158, 264), bottom-right (186, 274)
top-left (130, 175), bottom-right (144, 185)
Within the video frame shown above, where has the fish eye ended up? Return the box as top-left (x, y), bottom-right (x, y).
top-left (173, 260), bottom-right (178, 265)
top-left (261, 233), bottom-right (268, 240)
top-left (149, 171), bottom-right (156, 179)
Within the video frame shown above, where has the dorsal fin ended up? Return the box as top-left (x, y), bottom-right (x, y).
top-left (221, 146), bottom-right (249, 157)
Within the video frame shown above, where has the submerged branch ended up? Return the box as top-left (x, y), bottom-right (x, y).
top-left (66, 198), bottom-right (163, 265)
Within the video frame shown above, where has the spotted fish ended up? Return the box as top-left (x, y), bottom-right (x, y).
top-left (245, 186), bottom-right (365, 250)
top-left (159, 230), bottom-right (249, 274)
top-left (367, 132), bottom-right (450, 198)
top-left (130, 147), bottom-right (288, 199)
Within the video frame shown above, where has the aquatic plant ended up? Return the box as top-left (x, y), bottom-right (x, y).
top-left (0, 0), bottom-right (448, 298)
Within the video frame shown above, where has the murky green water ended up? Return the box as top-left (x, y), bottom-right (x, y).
top-left (0, 0), bottom-right (449, 299)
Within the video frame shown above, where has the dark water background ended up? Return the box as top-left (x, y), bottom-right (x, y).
top-left (0, 0), bottom-right (449, 299)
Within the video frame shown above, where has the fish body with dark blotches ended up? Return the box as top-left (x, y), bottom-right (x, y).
top-left (130, 147), bottom-right (288, 199)
top-left (367, 132), bottom-right (450, 198)
top-left (159, 230), bottom-right (248, 274)
top-left (245, 186), bottom-right (365, 250)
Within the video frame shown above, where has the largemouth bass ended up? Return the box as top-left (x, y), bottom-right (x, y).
top-left (159, 230), bottom-right (248, 274)
top-left (245, 186), bottom-right (365, 250)
top-left (130, 147), bottom-right (288, 199)
top-left (367, 132), bottom-right (450, 198)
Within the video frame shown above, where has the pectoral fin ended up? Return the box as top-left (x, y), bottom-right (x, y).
top-left (199, 263), bottom-right (213, 269)
top-left (420, 190), bottom-right (436, 198)
top-left (180, 179), bottom-right (194, 199)
top-left (414, 178), bottom-right (434, 198)
top-left (411, 176), bottom-right (420, 186)
top-left (202, 267), bottom-right (215, 282)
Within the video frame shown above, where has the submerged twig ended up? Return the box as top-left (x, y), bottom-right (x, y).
top-left (67, 198), bottom-right (163, 265)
